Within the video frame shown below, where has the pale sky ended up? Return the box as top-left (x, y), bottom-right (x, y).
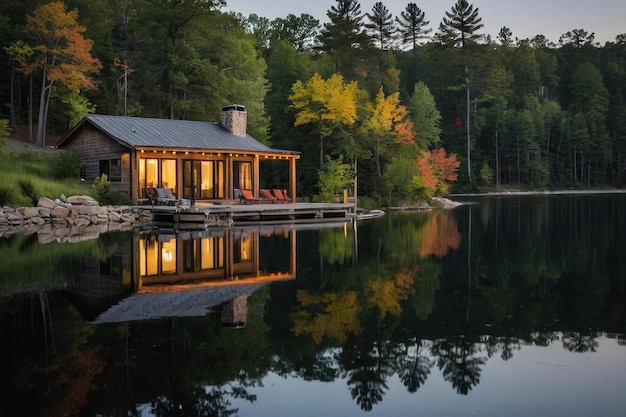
top-left (223, 0), bottom-right (625, 45)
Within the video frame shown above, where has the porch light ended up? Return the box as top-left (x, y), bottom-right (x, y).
top-left (185, 151), bottom-right (189, 155)
top-left (172, 151), bottom-right (176, 155)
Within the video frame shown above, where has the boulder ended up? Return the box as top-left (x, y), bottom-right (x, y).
top-left (37, 197), bottom-right (57, 209)
top-left (38, 207), bottom-right (52, 218)
top-left (52, 206), bottom-right (70, 218)
top-left (23, 207), bottom-right (39, 218)
top-left (66, 195), bottom-right (99, 206)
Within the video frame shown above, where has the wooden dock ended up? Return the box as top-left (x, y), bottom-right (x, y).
top-left (149, 202), bottom-right (356, 229)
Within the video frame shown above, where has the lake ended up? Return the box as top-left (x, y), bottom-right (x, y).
top-left (1, 193), bottom-right (625, 416)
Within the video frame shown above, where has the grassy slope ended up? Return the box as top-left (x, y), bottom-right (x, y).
top-left (1, 137), bottom-right (92, 207)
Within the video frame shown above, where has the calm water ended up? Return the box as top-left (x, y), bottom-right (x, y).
top-left (1, 193), bottom-right (625, 417)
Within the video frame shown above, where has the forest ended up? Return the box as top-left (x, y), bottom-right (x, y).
top-left (1, 0), bottom-right (625, 202)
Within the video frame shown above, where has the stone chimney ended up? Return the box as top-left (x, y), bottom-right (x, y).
top-left (220, 104), bottom-right (247, 136)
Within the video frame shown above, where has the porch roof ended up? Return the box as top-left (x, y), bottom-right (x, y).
top-left (59, 114), bottom-right (299, 156)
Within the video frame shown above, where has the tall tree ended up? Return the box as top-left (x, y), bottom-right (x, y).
top-left (365, 2), bottom-right (395, 50)
top-left (270, 14), bottom-right (321, 52)
top-left (360, 87), bottom-right (414, 178)
top-left (438, 0), bottom-right (484, 51)
top-left (289, 73), bottom-right (360, 168)
top-left (395, 3), bottom-right (431, 86)
top-left (559, 29), bottom-right (596, 48)
top-left (497, 26), bottom-right (514, 47)
top-left (365, 2), bottom-right (396, 90)
top-left (320, 0), bottom-right (371, 78)
top-left (24, 1), bottom-right (101, 146)
top-left (407, 81), bottom-right (442, 149)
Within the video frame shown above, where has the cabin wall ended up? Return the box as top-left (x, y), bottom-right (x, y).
top-left (64, 124), bottom-right (133, 196)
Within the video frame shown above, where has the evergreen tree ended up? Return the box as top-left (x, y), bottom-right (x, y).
top-left (365, 2), bottom-right (395, 50)
top-left (438, 0), bottom-right (484, 50)
top-left (320, 0), bottom-right (371, 78)
top-left (395, 3), bottom-right (431, 86)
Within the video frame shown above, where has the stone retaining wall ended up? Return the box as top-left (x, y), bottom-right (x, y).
top-left (0, 195), bottom-right (152, 242)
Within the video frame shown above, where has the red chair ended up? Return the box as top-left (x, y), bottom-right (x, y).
top-left (272, 189), bottom-right (292, 203)
top-left (260, 189), bottom-right (277, 203)
top-left (240, 189), bottom-right (263, 204)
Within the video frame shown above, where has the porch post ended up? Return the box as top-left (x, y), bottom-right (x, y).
top-left (253, 155), bottom-right (260, 196)
top-left (289, 156), bottom-right (297, 202)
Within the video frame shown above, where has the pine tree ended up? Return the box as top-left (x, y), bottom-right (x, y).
top-left (438, 0), bottom-right (484, 50)
top-left (320, 0), bottom-right (371, 77)
top-left (395, 3), bottom-right (431, 85)
top-left (365, 2), bottom-right (396, 50)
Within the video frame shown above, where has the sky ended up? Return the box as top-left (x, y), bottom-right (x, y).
top-left (223, 0), bottom-right (625, 45)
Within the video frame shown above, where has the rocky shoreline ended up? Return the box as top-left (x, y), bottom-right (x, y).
top-left (0, 195), bottom-right (151, 242)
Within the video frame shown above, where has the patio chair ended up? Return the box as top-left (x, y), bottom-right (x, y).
top-left (240, 189), bottom-right (263, 204)
top-left (155, 187), bottom-right (178, 206)
top-left (260, 189), bottom-right (277, 203)
top-left (272, 189), bottom-right (292, 203)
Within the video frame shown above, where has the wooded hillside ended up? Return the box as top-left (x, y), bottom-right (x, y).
top-left (1, 0), bottom-right (625, 201)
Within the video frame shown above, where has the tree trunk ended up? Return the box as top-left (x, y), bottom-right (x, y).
top-left (9, 61), bottom-right (17, 130)
top-left (35, 61), bottom-right (50, 147)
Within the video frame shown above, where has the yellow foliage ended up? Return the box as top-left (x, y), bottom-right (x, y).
top-left (289, 73), bottom-right (359, 138)
top-left (292, 290), bottom-right (362, 344)
top-left (363, 87), bottom-right (415, 143)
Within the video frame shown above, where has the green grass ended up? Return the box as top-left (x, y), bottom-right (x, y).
top-left (0, 149), bottom-right (92, 207)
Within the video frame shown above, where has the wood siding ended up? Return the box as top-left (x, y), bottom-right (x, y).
top-left (63, 124), bottom-right (133, 196)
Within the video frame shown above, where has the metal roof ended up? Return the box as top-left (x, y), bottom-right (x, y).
top-left (62, 114), bottom-right (299, 155)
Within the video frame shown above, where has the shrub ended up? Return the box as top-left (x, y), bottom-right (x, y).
top-left (0, 185), bottom-right (12, 205)
top-left (0, 119), bottom-right (10, 139)
top-left (18, 180), bottom-right (38, 206)
top-left (92, 173), bottom-right (132, 205)
top-left (53, 152), bottom-right (81, 179)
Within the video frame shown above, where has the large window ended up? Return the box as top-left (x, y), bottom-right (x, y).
top-left (183, 160), bottom-right (224, 199)
top-left (139, 158), bottom-right (177, 196)
top-left (233, 161), bottom-right (252, 190)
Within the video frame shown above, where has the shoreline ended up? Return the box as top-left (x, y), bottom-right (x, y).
top-left (451, 189), bottom-right (626, 197)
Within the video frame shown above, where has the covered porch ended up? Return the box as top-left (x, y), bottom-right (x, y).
top-left (134, 148), bottom-right (299, 204)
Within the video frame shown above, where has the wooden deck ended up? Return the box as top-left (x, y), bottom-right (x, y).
top-left (147, 202), bottom-right (356, 228)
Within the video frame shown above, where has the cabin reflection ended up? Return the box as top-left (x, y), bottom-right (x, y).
top-left (91, 227), bottom-right (296, 325)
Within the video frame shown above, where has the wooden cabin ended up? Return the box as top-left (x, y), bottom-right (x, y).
top-left (57, 105), bottom-right (300, 203)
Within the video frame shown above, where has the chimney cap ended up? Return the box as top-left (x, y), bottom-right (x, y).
top-left (221, 104), bottom-right (246, 112)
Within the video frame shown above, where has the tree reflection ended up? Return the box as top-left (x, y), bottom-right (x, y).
top-left (562, 331), bottom-right (600, 353)
top-left (339, 338), bottom-right (394, 411)
top-left (482, 335), bottom-right (521, 361)
top-left (418, 211), bottom-right (461, 258)
top-left (432, 337), bottom-right (486, 395)
top-left (150, 385), bottom-right (255, 417)
top-left (396, 340), bottom-right (434, 393)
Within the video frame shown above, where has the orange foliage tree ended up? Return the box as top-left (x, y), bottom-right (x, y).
top-left (24, 1), bottom-right (101, 146)
top-left (416, 147), bottom-right (460, 196)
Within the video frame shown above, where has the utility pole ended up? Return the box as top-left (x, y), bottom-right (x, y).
top-left (466, 66), bottom-right (471, 183)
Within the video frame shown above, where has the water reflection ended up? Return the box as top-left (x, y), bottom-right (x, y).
top-left (1, 194), bottom-right (626, 416)
top-left (81, 227), bottom-right (296, 324)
